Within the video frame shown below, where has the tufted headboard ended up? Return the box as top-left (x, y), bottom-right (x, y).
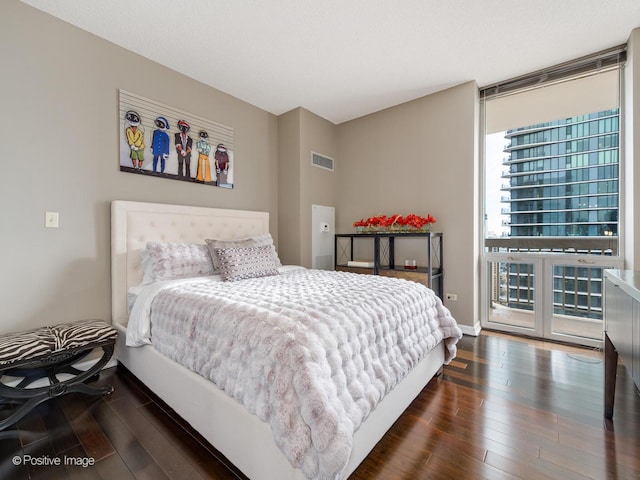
top-left (111, 200), bottom-right (269, 327)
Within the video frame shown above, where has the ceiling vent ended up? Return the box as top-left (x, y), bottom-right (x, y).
top-left (311, 151), bottom-right (335, 172)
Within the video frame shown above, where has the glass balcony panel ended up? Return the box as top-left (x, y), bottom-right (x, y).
top-left (488, 261), bottom-right (536, 330)
top-left (550, 264), bottom-right (611, 341)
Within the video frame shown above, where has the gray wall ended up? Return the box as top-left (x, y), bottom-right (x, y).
top-left (336, 82), bottom-right (480, 330)
top-left (0, 1), bottom-right (279, 334)
top-left (278, 108), bottom-right (338, 267)
top-left (277, 109), bottom-right (302, 265)
top-left (299, 109), bottom-right (339, 267)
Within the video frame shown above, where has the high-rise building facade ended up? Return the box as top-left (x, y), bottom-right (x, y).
top-left (502, 109), bottom-right (619, 237)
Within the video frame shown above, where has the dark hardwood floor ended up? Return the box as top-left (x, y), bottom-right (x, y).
top-left (1, 331), bottom-right (639, 479)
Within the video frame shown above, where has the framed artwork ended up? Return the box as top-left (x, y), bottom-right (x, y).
top-left (118, 90), bottom-right (234, 188)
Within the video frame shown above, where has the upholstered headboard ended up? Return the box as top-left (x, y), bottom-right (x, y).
top-left (111, 200), bottom-right (269, 327)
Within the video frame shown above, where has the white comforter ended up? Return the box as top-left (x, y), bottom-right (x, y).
top-left (127, 267), bottom-right (461, 480)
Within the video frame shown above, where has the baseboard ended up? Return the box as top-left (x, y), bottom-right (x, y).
top-left (459, 323), bottom-right (482, 336)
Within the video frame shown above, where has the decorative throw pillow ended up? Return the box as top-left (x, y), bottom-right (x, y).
top-left (141, 242), bottom-right (214, 284)
top-left (214, 245), bottom-right (279, 281)
top-left (205, 233), bottom-right (282, 272)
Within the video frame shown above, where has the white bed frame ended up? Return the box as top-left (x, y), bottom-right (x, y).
top-left (111, 200), bottom-right (445, 480)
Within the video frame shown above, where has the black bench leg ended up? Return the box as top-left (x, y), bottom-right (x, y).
top-left (0, 396), bottom-right (50, 431)
top-left (0, 343), bottom-right (115, 430)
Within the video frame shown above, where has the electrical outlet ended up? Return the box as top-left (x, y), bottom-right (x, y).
top-left (445, 293), bottom-right (457, 301)
top-left (45, 211), bottom-right (59, 228)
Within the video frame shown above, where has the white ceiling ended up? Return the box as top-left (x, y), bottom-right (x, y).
top-left (20, 0), bottom-right (640, 124)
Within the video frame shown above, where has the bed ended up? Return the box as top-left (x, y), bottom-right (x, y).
top-left (111, 200), bottom-right (461, 480)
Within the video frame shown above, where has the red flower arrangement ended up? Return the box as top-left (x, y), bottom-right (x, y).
top-left (353, 213), bottom-right (436, 232)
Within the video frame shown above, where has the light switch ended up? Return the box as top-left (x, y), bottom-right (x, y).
top-left (45, 211), bottom-right (59, 228)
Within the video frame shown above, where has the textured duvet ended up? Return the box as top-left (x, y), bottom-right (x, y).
top-left (145, 268), bottom-right (461, 480)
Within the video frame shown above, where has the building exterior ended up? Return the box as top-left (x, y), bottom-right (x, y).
top-left (502, 109), bottom-right (619, 237)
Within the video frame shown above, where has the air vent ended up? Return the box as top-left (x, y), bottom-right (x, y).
top-left (311, 152), bottom-right (335, 172)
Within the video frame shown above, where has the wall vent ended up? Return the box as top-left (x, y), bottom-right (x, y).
top-left (311, 151), bottom-right (335, 172)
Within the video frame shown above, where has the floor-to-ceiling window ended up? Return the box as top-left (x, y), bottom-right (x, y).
top-left (481, 46), bottom-right (625, 346)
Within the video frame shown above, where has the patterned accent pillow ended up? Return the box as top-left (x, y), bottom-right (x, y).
top-left (141, 242), bottom-right (214, 284)
top-left (214, 245), bottom-right (279, 281)
top-left (205, 233), bottom-right (282, 272)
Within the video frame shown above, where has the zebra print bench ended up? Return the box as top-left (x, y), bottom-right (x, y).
top-left (0, 320), bottom-right (117, 430)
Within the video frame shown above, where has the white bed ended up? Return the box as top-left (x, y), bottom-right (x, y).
top-left (111, 200), bottom-right (453, 480)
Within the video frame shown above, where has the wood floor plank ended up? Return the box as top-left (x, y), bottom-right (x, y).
top-left (16, 402), bottom-right (49, 448)
top-left (538, 441), bottom-right (640, 480)
top-left (137, 400), bottom-right (249, 479)
top-left (0, 429), bottom-right (29, 480)
top-left (484, 449), bottom-right (593, 480)
top-left (88, 398), bottom-right (171, 480)
top-left (62, 444), bottom-right (102, 480)
top-left (454, 402), bottom-right (560, 443)
top-left (414, 418), bottom-right (488, 462)
top-left (108, 396), bottom-right (207, 480)
top-left (59, 394), bottom-right (115, 462)
top-left (92, 451), bottom-right (136, 480)
top-left (40, 400), bottom-right (81, 456)
top-left (22, 436), bottom-right (70, 480)
top-left (422, 449), bottom-right (519, 480)
top-left (557, 427), bottom-right (640, 473)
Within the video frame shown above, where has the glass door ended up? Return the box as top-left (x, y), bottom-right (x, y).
top-left (545, 258), bottom-right (621, 345)
top-left (485, 254), bottom-right (542, 337)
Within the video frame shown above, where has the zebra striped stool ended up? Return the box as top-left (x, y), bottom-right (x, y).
top-left (0, 320), bottom-right (117, 430)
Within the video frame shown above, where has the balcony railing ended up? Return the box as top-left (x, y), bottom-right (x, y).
top-left (487, 236), bottom-right (619, 324)
top-left (485, 236), bottom-right (618, 256)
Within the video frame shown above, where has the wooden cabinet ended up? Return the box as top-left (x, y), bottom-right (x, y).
top-left (603, 270), bottom-right (640, 418)
top-left (334, 232), bottom-right (443, 299)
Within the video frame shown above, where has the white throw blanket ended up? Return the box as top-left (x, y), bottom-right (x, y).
top-left (140, 268), bottom-right (461, 480)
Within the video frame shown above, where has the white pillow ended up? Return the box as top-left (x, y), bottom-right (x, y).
top-left (214, 245), bottom-right (279, 281)
top-left (141, 242), bottom-right (214, 284)
top-left (205, 233), bottom-right (282, 272)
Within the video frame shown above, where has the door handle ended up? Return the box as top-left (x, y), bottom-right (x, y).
top-left (578, 259), bottom-right (596, 265)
